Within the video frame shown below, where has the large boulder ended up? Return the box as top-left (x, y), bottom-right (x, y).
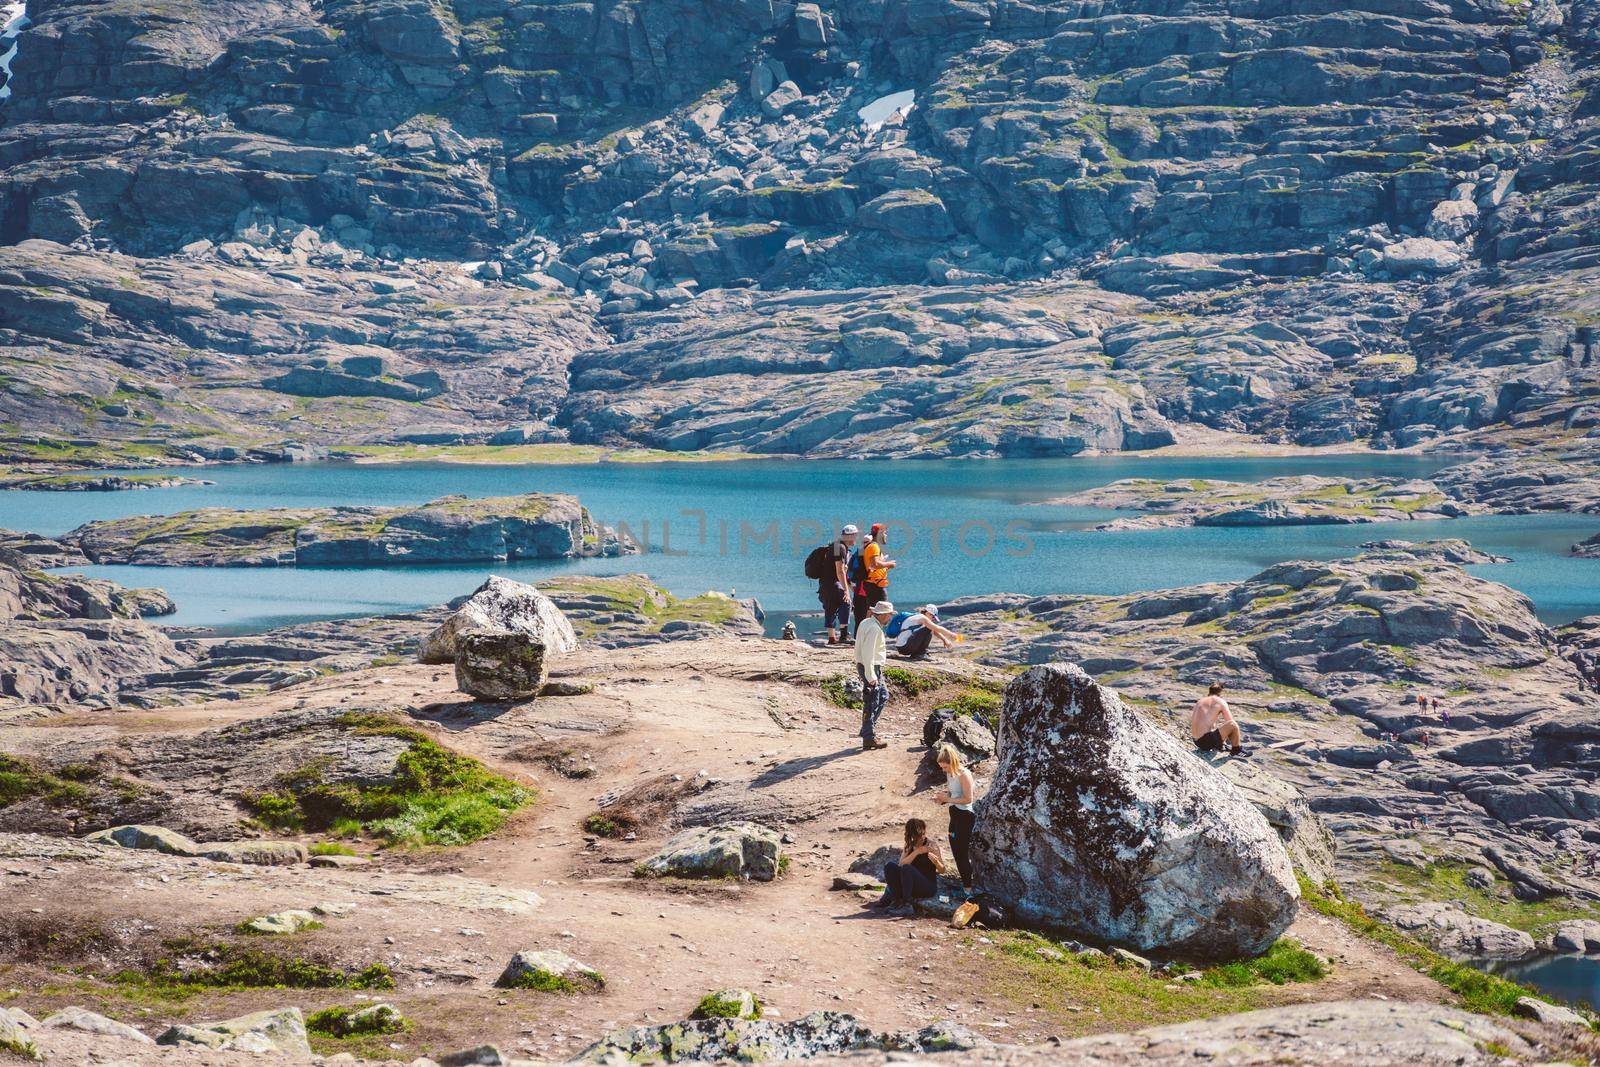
top-left (419, 575), bottom-right (577, 664)
top-left (641, 822), bottom-right (783, 881)
top-left (455, 631), bottom-right (549, 701)
top-left (970, 664), bottom-right (1299, 959)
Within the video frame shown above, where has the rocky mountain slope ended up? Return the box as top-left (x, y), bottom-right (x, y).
top-left (0, 0), bottom-right (1597, 468)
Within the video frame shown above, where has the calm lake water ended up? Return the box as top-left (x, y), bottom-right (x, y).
top-left (3, 454), bottom-right (1597, 633)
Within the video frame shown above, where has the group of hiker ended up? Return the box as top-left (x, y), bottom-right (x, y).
top-left (807, 523), bottom-right (1253, 915)
top-left (805, 523), bottom-right (961, 750)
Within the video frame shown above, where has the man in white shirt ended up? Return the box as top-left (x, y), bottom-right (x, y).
top-left (854, 600), bottom-right (894, 751)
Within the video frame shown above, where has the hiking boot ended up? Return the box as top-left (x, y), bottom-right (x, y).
top-left (886, 903), bottom-right (915, 917)
top-left (1230, 746), bottom-right (1248, 758)
top-left (861, 738), bottom-right (888, 751)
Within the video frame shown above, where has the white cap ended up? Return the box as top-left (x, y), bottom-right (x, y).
top-left (841, 524), bottom-right (859, 535)
top-left (872, 601), bottom-right (895, 615)
top-left (922, 604), bottom-right (939, 616)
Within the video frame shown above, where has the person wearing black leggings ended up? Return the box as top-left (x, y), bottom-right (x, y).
top-left (935, 742), bottom-right (978, 893)
top-left (873, 818), bottom-right (946, 916)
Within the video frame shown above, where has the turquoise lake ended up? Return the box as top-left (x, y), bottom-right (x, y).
top-left (3, 454), bottom-right (1597, 633)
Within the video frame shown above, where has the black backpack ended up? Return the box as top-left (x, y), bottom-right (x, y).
top-left (804, 544), bottom-right (833, 580)
top-left (922, 707), bottom-right (957, 748)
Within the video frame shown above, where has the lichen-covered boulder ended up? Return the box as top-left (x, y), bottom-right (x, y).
top-left (157, 1008), bottom-right (311, 1055)
top-left (239, 909), bottom-right (322, 935)
top-left (41, 1006), bottom-right (153, 1043)
top-left (641, 822), bottom-right (782, 881)
top-left (575, 1011), bottom-right (875, 1062)
top-left (419, 575), bottom-right (577, 664)
top-left (84, 824), bottom-right (200, 856)
top-left (691, 988), bottom-right (761, 1020)
top-left (970, 664), bottom-right (1299, 959)
top-left (496, 949), bottom-right (604, 992)
top-left (455, 631), bottom-right (549, 701)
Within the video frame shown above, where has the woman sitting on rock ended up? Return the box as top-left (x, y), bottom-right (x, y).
top-left (934, 742), bottom-right (977, 895)
top-left (874, 817), bottom-right (945, 916)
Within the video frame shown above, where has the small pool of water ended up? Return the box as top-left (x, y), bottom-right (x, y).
top-left (1479, 953), bottom-right (1600, 1012)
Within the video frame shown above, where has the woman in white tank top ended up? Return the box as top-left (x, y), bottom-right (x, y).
top-left (935, 742), bottom-right (978, 892)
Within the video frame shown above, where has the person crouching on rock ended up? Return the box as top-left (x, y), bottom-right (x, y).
top-left (891, 603), bottom-right (960, 660)
top-left (1190, 682), bottom-right (1243, 757)
top-left (873, 817), bottom-right (945, 916)
top-left (933, 742), bottom-right (977, 895)
top-left (855, 600), bottom-right (894, 751)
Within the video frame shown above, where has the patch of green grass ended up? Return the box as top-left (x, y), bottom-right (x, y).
top-left (242, 714), bottom-right (532, 847)
top-left (983, 931), bottom-right (1293, 1034)
top-left (693, 992), bottom-right (762, 1020)
top-left (0, 754), bottom-right (91, 808)
top-left (308, 841), bottom-right (359, 857)
top-left (883, 667), bottom-right (942, 696)
top-left (501, 965), bottom-right (603, 993)
top-left (114, 941), bottom-right (394, 995)
top-left (1200, 938), bottom-right (1328, 987)
top-left (306, 1004), bottom-right (408, 1038)
top-left (0, 1033), bottom-right (41, 1060)
top-left (948, 687), bottom-right (1002, 732)
top-left (1372, 860), bottom-right (1600, 935)
top-left (583, 813), bottom-right (626, 838)
top-left (1300, 878), bottom-right (1560, 1017)
top-left (821, 676), bottom-right (862, 710)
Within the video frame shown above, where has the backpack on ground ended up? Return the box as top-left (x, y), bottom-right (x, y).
top-left (922, 707), bottom-right (957, 748)
top-left (804, 544), bottom-right (833, 580)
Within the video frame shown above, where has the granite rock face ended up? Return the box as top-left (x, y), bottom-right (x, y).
top-left (971, 663), bottom-right (1300, 959)
top-left (0, 0), bottom-right (1597, 469)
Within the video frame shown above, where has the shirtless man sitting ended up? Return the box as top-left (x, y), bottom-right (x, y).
top-left (1190, 682), bottom-right (1243, 756)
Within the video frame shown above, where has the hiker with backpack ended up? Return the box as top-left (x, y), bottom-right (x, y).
top-left (805, 524), bottom-right (859, 645)
top-left (887, 604), bottom-right (959, 660)
top-left (852, 522), bottom-right (896, 634)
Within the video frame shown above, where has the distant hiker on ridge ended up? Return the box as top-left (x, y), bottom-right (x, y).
top-left (855, 600), bottom-right (894, 751)
top-left (1190, 682), bottom-right (1243, 757)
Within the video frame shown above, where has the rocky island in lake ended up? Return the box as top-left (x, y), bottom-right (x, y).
top-left (1056, 475), bottom-right (1472, 530)
top-left (65, 493), bottom-right (634, 566)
